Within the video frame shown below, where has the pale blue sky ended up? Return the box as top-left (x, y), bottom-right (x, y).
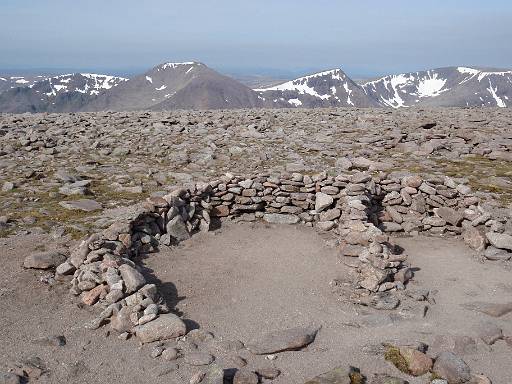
top-left (1, 0), bottom-right (511, 77)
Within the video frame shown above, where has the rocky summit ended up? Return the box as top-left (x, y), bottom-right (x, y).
top-left (0, 107), bottom-right (511, 384)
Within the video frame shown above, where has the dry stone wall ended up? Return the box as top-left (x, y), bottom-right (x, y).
top-left (55, 171), bottom-right (511, 338)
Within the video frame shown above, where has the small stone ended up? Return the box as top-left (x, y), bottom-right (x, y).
top-left (23, 251), bottom-right (66, 269)
top-left (369, 374), bottom-right (408, 384)
top-left (256, 368), bottom-right (281, 380)
top-left (432, 352), bottom-right (471, 384)
top-left (247, 326), bottom-right (319, 354)
top-left (56, 261), bottom-right (75, 275)
top-left (150, 346), bottom-right (165, 358)
top-left (463, 227), bottom-right (487, 252)
top-left (398, 346), bottom-right (433, 376)
top-left (82, 284), bottom-right (108, 306)
top-left (0, 372), bottom-right (21, 384)
top-left (162, 347), bottom-right (179, 361)
top-left (476, 322), bottom-right (503, 345)
top-left (233, 369), bottom-right (258, 384)
top-left (304, 366), bottom-right (363, 384)
top-left (204, 364), bottom-right (224, 384)
top-left (184, 352), bottom-right (215, 366)
top-left (31, 335), bottom-right (66, 347)
top-left (189, 371), bottom-right (206, 384)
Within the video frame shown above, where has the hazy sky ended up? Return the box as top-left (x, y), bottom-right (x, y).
top-left (1, 0), bottom-right (511, 77)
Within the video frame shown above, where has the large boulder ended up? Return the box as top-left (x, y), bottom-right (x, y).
top-left (118, 264), bottom-right (146, 294)
top-left (134, 313), bottom-right (186, 343)
top-left (23, 251), bottom-right (66, 269)
top-left (486, 232), bottom-right (512, 251)
top-left (166, 215), bottom-right (190, 241)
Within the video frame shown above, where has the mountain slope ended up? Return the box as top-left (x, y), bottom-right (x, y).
top-left (0, 73), bottom-right (127, 113)
top-left (255, 69), bottom-right (379, 108)
top-left (84, 62), bottom-right (265, 111)
top-left (362, 67), bottom-right (512, 108)
top-left (150, 68), bottom-right (265, 110)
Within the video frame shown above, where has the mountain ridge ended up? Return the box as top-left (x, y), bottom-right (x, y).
top-left (1, 63), bottom-right (511, 112)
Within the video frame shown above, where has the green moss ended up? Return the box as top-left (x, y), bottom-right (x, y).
top-left (384, 346), bottom-right (410, 375)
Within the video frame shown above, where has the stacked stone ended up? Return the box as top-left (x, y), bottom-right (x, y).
top-left (55, 187), bottom-right (213, 332)
top-left (53, 171), bottom-right (509, 339)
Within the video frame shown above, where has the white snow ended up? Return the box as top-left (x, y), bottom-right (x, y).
top-left (186, 67), bottom-right (194, 74)
top-left (287, 98), bottom-right (302, 106)
top-left (343, 82), bottom-right (354, 105)
top-left (155, 85), bottom-right (167, 91)
top-left (255, 69), bottom-right (343, 100)
top-left (159, 62), bottom-right (197, 71)
top-left (417, 73), bottom-right (447, 97)
top-left (457, 67), bottom-right (479, 76)
top-left (15, 79), bottom-right (29, 84)
top-left (487, 79), bottom-right (506, 107)
top-left (0, 77), bottom-right (6, 81)
top-left (146, 76), bottom-right (153, 84)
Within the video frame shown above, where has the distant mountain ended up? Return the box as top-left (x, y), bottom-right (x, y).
top-left (361, 67), bottom-right (512, 108)
top-left (255, 69), bottom-right (378, 108)
top-left (0, 75), bottom-right (47, 94)
top-left (1, 63), bottom-right (511, 112)
top-left (0, 73), bottom-right (127, 113)
top-left (85, 62), bottom-right (265, 111)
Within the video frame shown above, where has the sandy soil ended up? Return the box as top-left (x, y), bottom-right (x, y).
top-left (1, 223), bottom-right (511, 383)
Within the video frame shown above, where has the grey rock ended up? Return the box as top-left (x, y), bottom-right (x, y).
top-left (263, 213), bottom-right (300, 225)
top-left (233, 369), bottom-right (258, 384)
top-left (315, 192), bottom-right (334, 213)
top-left (476, 322), bottom-right (503, 345)
top-left (462, 301), bottom-right (512, 317)
top-left (134, 313), bottom-right (186, 343)
top-left (118, 264), bottom-right (146, 294)
top-left (184, 352), bottom-right (215, 366)
top-left (204, 364), bottom-right (224, 384)
top-left (303, 366), bottom-right (362, 384)
top-left (486, 232), bottom-right (512, 251)
top-left (23, 251), bottom-right (66, 269)
top-left (166, 215), bottom-right (190, 241)
top-left (432, 352), bottom-right (471, 384)
top-left (59, 199), bottom-right (102, 212)
top-left (0, 373), bottom-right (21, 384)
top-left (247, 326), bottom-right (319, 354)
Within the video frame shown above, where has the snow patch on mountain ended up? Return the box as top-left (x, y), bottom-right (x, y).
top-left (487, 79), bottom-right (506, 108)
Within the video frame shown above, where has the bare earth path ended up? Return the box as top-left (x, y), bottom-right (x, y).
top-left (146, 222), bottom-right (512, 383)
top-left (1, 223), bottom-right (511, 383)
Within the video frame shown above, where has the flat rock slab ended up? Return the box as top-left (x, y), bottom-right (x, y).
top-left (263, 213), bottom-right (300, 225)
top-left (247, 326), bottom-right (319, 354)
top-left (59, 199), bottom-right (102, 212)
top-left (461, 301), bottom-right (512, 317)
top-left (184, 352), bottom-right (214, 366)
top-left (23, 251), bottom-right (66, 269)
top-left (134, 313), bottom-right (186, 343)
